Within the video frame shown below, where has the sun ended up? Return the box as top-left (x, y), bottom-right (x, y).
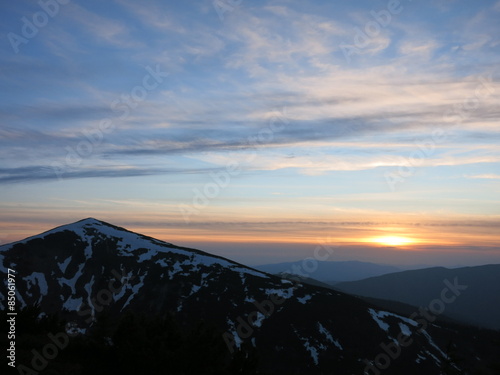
top-left (371, 236), bottom-right (414, 246)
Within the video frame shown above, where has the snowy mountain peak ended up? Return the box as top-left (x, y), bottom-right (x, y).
top-left (74, 217), bottom-right (112, 227)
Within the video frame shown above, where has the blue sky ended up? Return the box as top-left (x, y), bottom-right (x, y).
top-left (1, 0), bottom-right (499, 266)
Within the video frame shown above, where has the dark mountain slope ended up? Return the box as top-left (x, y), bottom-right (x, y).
top-left (335, 265), bottom-right (500, 331)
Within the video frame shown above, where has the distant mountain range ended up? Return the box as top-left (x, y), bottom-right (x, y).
top-left (254, 260), bottom-right (403, 283)
top-left (1, 218), bottom-right (499, 374)
top-left (335, 265), bottom-right (500, 331)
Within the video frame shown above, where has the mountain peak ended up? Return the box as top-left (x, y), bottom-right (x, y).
top-left (76, 217), bottom-right (107, 225)
top-left (73, 217), bottom-right (122, 229)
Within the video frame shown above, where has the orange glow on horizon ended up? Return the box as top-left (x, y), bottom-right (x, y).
top-left (2, 214), bottom-right (499, 253)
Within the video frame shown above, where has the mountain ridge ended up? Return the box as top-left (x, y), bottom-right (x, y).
top-left (335, 265), bottom-right (500, 331)
top-left (254, 259), bottom-right (403, 283)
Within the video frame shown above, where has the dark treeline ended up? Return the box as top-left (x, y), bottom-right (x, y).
top-left (1, 306), bottom-right (260, 375)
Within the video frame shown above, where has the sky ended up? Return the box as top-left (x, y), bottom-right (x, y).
top-left (0, 0), bottom-right (499, 267)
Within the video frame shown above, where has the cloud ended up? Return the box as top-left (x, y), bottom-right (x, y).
top-left (399, 40), bottom-right (440, 58)
top-left (0, 165), bottom-right (221, 184)
top-left (65, 3), bottom-right (141, 48)
top-left (221, 7), bottom-right (348, 76)
top-left (116, 0), bottom-right (186, 33)
top-left (195, 148), bottom-right (500, 175)
top-left (1, 0), bottom-right (499, 188)
top-left (465, 174), bottom-right (500, 179)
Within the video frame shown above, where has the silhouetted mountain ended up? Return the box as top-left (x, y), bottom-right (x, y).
top-left (254, 260), bottom-right (401, 283)
top-left (335, 265), bottom-right (500, 331)
top-left (276, 272), bottom-right (336, 289)
top-left (1, 219), bottom-right (499, 374)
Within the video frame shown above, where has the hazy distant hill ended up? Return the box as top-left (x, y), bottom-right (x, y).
top-left (335, 265), bottom-right (500, 331)
top-left (254, 260), bottom-right (401, 283)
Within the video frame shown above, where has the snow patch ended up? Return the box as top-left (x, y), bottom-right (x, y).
top-left (416, 353), bottom-right (426, 364)
top-left (84, 276), bottom-right (96, 320)
top-left (303, 340), bottom-right (319, 365)
top-left (297, 295), bottom-right (311, 304)
top-left (424, 349), bottom-right (442, 365)
top-left (58, 263), bottom-right (85, 294)
top-left (170, 261), bottom-right (184, 275)
top-left (421, 330), bottom-right (447, 361)
top-left (122, 273), bottom-right (147, 309)
top-left (84, 244), bottom-right (93, 260)
top-left (226, 318), bottom-right (243, 350)
top-left (190, 284), bottom-right (202, 295)
top-left (63, 296), bottom-right (83, 311)
top-left (24, 272), bottom-right (48, 299)
top-left (113, 270), bottom-right (134, 301)
top-left (318, 322), bottom-right (343, 350)
top-left (252, 312), bottom-right (266, 328)
top-left (399, 322), bottom-right (412, 336)
top-left (57, 257), bottom-right (72, 273)
top-left (369, 309), bottom-right (390, 332)
top-left (368, 308), bottom-right (418, 333)
top-left (155, 258), bottom-right (168, 267)
top-left (229, 266), bottom-right (269, 279)
top-left (265, 287), bottom-right (294, 299)
top-left (66, 323), bottom-right (86, 336)
top-left (137, 249), bottom-right (158, 262)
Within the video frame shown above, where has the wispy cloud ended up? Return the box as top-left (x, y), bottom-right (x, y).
top-left (65, 3), bottom-right (141, 48)
top-left (0, 165), bottom-right (221, 184)
top-left (465, 174), bottom-right (500, 179)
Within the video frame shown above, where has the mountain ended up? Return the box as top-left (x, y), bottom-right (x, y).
top-left (278, 273), bottom-right (475, 330)
top-left (276, 272), bottom-right (337, 289)
top-left (254, 260), bottom-right (402, 283)
top-left (335, 265), bottom-right (500, 331)
top-left (1, 218), bottom-right (499, 374)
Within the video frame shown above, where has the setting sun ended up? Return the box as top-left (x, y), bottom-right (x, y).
top-left (370, 236), bottom-right (415, 247)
